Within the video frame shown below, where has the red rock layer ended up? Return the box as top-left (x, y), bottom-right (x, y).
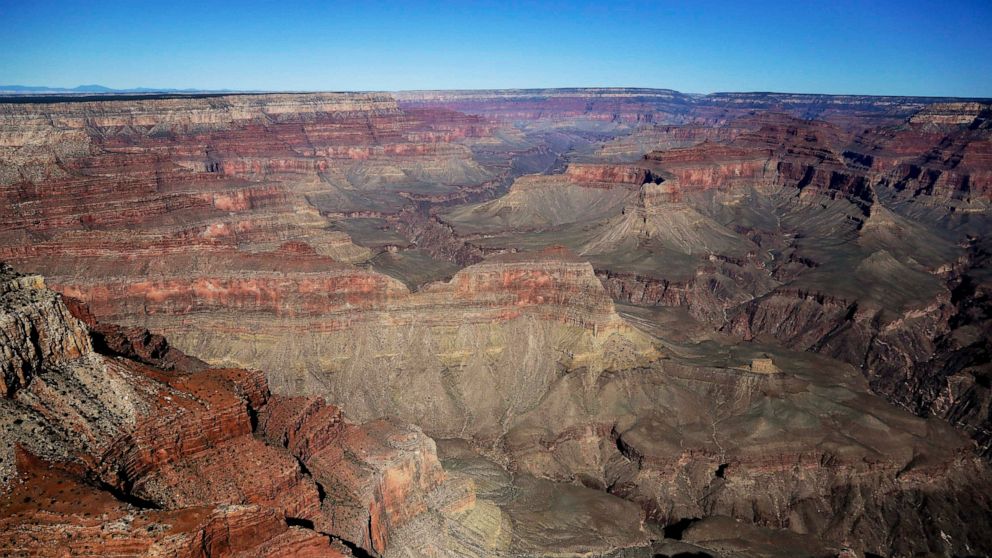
top-left (0, 91), bottom-right (506, 334)
top-left (64, 294), bottom-right (208, 371)
top-left (563, 163), bottom-right (654, 185)
top-left (637, 114), bottom-right (874, 205)
top-left (435, 246), bottom-right (630, 331)
top-left (0, 455), bottom-right (349, 558)
top-left (636, 109), bottom-right (992, 205)
top-left (0, 272), bottom-right (467, 557)
top-left (258, 396), bottom-right (448, 555)
top-left (0, 94), bottom-right (589, 396)
top-left (38, 245), bottom-right (630, 342)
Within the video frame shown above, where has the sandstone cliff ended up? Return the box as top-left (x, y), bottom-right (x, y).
top-left (0, 265), bottom-right (459, 557)
top-left (1, 263), bottom-right (673, 557)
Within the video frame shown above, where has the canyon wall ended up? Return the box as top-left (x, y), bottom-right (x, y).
top-left (433, 103), bottom-right (992, 463)
top-left (2, 90), bottom-right (992, 556)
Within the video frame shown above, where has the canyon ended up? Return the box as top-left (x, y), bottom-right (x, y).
top-left (1, 88), bottom-right (991, 557)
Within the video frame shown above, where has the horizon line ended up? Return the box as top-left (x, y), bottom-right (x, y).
top-left (2, 85), bottom-right (991, 101)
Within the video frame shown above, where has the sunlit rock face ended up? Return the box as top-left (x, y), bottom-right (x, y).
top-left (0, 265), bottom-right (335, 556)
top-left (434, 100), bottom-right (992, 466)
top-left (0, 263), bottom-right (666, 558)
top-left (6, 261), bottom-right (992, 558)
top-left (0, 266), bottom-right (469, 557)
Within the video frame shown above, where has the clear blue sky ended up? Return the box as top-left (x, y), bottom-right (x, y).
top-left (1, 0), bottom-right (990, 96)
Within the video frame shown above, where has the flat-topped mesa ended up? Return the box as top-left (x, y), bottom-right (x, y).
top-left (35, 243), bottom-right (660, 442)
top-left (641, 142), bottom-right (774, 200)
top-left (438, 246), bottom-right (630, 333)
top-left (41, 247), bottom-right (660, 416)
top-left (563, 162), bottom-right (659, 186)
top-left (747, 357), bottom-right (781, 374)
top-left (68, 244), bottom-right (637, 335)
top-left (908, 101), bottom-right (992, 128)
top-left (132, 247), bottom-right (658, 438)
top-left (0, 92), bottom-right (401, 132)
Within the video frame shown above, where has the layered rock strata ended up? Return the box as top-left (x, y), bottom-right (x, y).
top-left (90, 246), bottom-right (658, 438)
top-left (0, 264), bottom-right (466, 557)
top-left (2, 263), bottom-right (677, 558)
top-left (433, 106), bottom-right (992, 462)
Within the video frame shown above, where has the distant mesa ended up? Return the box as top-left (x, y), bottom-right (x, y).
top-left (0, 83), bottom-right (245, 94)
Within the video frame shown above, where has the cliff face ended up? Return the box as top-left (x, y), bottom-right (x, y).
top-left (0, 264), bottom-right (91, 395)
top-left (395, 88), bottom-right (696, 125)
top-left (0, 94), bottom-right (652, 443)
top-left (0, 91), bottom-right (504, 280)
top-left (5, 263), bottom-right (992, 557)
top-left (0, 263), bottom-right (674, 557)
top-left (96, 247), bottom-right (660, 439)
top-left (396, 88), bottom-right (985, 130)
top-left (0, 265), bottom-right (470, 557)
top-left (639, 114), bottom-right (877, 205)
top-left (428, 103), bottom-right (992, 467)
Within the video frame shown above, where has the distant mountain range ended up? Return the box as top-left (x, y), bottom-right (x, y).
top-left (0, 84), bottom-right (245, 94)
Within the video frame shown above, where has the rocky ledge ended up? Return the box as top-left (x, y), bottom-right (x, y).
top-left (0, 263), bottom-right (469, 557)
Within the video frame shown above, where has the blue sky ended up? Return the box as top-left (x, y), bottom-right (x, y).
top-left (1, 0), bottom-right (990, 96)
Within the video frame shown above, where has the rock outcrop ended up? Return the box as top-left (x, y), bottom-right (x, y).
top-left (0, 264), bottom-right (464, 557)
top-left (0, 264), bottom-right (91, 395)
top-left (1, 263), bottom-right (678, 558)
